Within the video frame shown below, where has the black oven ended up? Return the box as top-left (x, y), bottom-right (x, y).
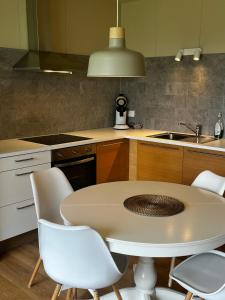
top-left (52, 144), bottom-right (96, 191)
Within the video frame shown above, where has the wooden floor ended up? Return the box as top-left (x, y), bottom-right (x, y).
top-left (0, 235), bottom-right (190, 300)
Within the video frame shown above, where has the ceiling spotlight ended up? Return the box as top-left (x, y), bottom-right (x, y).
top-left (175, 49), bottom-right (183, 62)
top-left (193, 48), bottom-right (202, 61)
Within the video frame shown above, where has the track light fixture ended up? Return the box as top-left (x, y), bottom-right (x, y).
top-left (175, 48), bottom-right (202, 62)
top-left (193, 48), bottom-right (202, 61)
top-left (175, 49), bottom-right (184, 62)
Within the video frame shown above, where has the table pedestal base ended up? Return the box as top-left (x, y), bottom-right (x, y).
top-left (100, 257), bottom-right (197, 300)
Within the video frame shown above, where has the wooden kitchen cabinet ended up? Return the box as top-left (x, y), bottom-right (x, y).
top-left (137, 141), bottom-right (183, 183)
top-left (37, 0), bottom-right (116, 55)
top-left (182, 148), bottom-right (225, 185)
top-left (96, 139), bottom-right (129, 184)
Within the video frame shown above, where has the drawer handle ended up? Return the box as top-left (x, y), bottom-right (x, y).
top-left (55, 157), bottom-right (95, 168)
top-left (15, 171), bottom-right (34, 177)
top-left (186, 149), bottom-right (225, 158)
top-left (102, 142), bottom-right (124, 147)
top-left (17, 203), bottom-right (35, 210)
top-left (15, 157), bottom-right (35, 162)
top-left (139, 142), bottom-right (180, 151)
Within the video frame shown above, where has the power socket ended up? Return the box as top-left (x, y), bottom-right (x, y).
top-left (128, 110), bottom-right (135, 118)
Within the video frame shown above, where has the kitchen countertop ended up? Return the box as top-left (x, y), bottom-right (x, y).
top-left (68, 128), bottom-right (225, 152)
top-left (0, 127), bottom-right (225, 158)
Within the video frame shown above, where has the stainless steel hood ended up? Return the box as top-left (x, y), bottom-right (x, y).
top-left (13, 50), bottom-right (89, 74)
top-left (13, 0), bottom-right (88, 74)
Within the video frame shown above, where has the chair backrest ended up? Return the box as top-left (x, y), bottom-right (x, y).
top-left (191, 170), bottom-right (225, 196)
top-left (30, 167), bottom-right (73, 224)
top-left (38, 219), bottom-right (122, 290)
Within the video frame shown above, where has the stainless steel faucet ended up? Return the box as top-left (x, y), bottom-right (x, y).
top-left (178, 122), bottom-right (202, 137)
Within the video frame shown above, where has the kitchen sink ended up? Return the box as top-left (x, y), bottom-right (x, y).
top-left (147, 132), bottom-right (216, 144)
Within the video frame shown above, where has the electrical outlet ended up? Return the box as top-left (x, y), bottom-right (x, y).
top-left (128, 110), bottom-right (135, 118)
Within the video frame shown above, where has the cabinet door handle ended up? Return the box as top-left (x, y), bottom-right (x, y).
top-left (139, 142), bottom-right (180, 151)
top-left (186, 149), bottom-right (225, 158)
top-left (102, 142), bottom-right (124, 147)
top-left (17, 203), bottom-right (35, 210)
top-left (15, 171), bottom-right (34, 177)
top-left (15, 157), bottom-right (35, 162)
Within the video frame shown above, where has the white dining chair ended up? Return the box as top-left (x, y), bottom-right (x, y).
top-left (38, 219), bottom-right (128, 300)
top-left (28, 167), bottom-right (73, 290)
top-left (168, 170), bottom-right (225, 288)
top-left (192, 170), bottom-right (225, 196)
top-left (170, 250), bottom-right (225, 300)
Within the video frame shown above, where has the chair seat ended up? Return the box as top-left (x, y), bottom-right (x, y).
top-left (171, 252), bottom-right (225, 294)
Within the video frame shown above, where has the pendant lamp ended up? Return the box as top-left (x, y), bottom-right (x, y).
top-left (87, 0), bottom-right (145, 77)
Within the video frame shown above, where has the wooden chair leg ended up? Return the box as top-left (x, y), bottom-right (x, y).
top-left (66, 289), bottom-right (72, 300)
top-left (168, 257), bottom-right (176, 288)
top-left (65, 288), bottom-right (77, 300)
top-left (72, 288), bottom-right (77, 299)
top-left (93, 290), bottom-right (100, 300)
top-left (51, 284), bottom-right (62, 300)
top-left (184, 292), bottom-right (193, 300)
top-left (112, 285), bottom-right (122, 300)
top-left (27, 257), bottom-right (42, 288)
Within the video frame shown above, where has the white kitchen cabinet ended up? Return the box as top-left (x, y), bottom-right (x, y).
top-left (0, 199), bottom-right (37, 241)
top-left (0, 163), bottom-right (51, 208)
top-left (0, 150), bottom-right (51, 241)
top-left (0, 150), bottom-right (51, 172)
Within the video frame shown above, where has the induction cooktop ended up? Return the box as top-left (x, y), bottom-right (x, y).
top-left (20, 134), bottom-right (91, 145)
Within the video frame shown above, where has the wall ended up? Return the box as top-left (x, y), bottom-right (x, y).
top-left (1, 53), bottom-right (224, 139)
top-left (1, 1), bottom-right (225, 140)
top-left (121, 0), bottom-right (225, 135)
top-left (121, 54), bottom-right (225, 135)
top-left (0, 48), bottom-right (119, 139)
top-left (121, 0), bottom-right (225, 57)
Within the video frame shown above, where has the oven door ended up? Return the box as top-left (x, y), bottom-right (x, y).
top-left (53, 155), bottom-right (96, 191)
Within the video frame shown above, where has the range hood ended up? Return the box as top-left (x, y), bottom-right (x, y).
top-left (13, 0), bottom-right (88, 74)
top-left (14, 50), bottom-right (89, 74)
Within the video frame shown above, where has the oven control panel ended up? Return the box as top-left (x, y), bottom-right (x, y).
top-left (52, 144), bottom-right (96, 162)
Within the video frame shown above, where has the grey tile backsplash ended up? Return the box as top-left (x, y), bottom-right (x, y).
top-left (0, 48), bottom-right (119, 139)
top-left (121, 54), bottom-right (225, 135)
top-left (1, 48), bottom-right (225, 139)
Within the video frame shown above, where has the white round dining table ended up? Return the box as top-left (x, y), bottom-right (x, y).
top-left (60, 181), bottom-right (225, 300)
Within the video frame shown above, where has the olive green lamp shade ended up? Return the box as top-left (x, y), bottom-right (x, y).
top-left (87, 27), bottom-right (145, 77)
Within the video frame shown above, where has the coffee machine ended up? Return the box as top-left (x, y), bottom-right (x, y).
top-left (113, 94), bottom-right (129, 130)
